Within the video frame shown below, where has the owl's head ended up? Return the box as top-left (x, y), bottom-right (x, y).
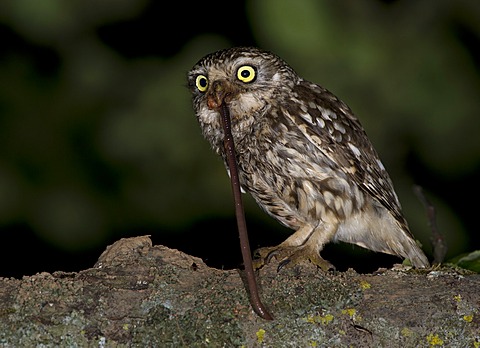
top-left (187, 47), bottom-right (299, 129)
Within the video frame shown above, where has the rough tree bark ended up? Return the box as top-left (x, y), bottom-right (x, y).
top-left (0, 236), bottom-right (478, 347)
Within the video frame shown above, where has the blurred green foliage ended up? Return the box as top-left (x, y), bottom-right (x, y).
top-left (449, 250), bottom-right (480, 273)
top-left (0, 0), bottom-right (478, 263)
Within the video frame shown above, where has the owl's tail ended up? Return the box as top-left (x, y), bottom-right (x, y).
top-left (393, 233), bottom-right (430, 268)
top-left (335, 204), bottom-right (430, 268)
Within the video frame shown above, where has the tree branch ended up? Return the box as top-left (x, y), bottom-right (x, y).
top-left (0, 236), bottom-right (477, 346)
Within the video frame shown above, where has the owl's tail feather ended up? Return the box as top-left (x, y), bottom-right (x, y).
top-left (346, 230), bottom-right (430, 268)
top-left (349, 231), bottom-right (430, 268)
top-left (335, 206), bottom-right (430, 268)
top-left (399, 236), bottom-right (430, 268)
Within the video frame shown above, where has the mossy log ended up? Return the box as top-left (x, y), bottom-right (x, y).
top-left (0, 236), bottom-right (478, 347)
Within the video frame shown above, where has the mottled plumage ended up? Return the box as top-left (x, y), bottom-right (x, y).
top-left (187, 47), bottom-right (429, 269)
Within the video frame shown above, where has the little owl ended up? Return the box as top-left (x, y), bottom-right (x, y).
top-left (187, 47), bottom-right (429, 270)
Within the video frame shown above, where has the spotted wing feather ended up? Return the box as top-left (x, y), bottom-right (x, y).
top-left (282, 80), bottom-right (410, 233)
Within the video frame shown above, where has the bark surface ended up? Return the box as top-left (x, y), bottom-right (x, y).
top-left (0, 236), bottom-right (478, 347)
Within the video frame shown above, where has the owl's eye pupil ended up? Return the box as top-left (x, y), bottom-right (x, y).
top-left (241, 70), bottom-right (250, 78)
top-left (199, 78), bottom-right (207, 87)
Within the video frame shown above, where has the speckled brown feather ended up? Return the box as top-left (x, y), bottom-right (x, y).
top-left (285, 81), bottom-right (409, 232)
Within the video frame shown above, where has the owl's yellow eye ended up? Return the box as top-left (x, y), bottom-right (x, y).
top-left (237, 65), bottom-right (256, 83)
top-left (195, 75), bottom-right (208, 92)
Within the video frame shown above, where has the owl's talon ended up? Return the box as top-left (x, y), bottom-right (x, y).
top-left (266, 249), bottom-right (280, 264)
top-left (277, 259), bottom-right (291, 272)
top-left (253, 246), bottom-right (279, 269)
top-left (254, 245), bottom-right (335, 271)
top-left (311, 256), bottom-right (335, 272)
top-left (281, 249), bottom-right (335, 271)
top-left (252, 258), bottom-right (264, 270)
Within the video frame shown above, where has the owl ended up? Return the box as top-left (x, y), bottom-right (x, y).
top-left (187, 47), bottom-right (429, 270)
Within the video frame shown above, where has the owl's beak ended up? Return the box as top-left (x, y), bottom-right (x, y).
top-left (206, 80), bottom-right (237, 110)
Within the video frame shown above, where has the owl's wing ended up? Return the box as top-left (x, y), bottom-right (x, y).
top-left (283, 81), bottom-right (408, 231)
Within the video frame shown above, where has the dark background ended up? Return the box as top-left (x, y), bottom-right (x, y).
top-left (0, 0), bottom-right (479, 278)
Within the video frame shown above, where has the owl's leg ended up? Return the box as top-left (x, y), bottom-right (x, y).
top-left (253, 224), bottom-right (315, 267)
top-left (278, 221), bottom-right (338, 271)
top-left (253, 220), bottom-right (338, 271)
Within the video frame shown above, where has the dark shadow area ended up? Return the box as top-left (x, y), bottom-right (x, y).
top-left (0, 217), bottom-right (407, 279)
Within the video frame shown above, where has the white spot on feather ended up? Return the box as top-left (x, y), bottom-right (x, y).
top-left (324, 191), bottom-right (334, 206)
top-left (333, 122), bottom-right (346, 134)
top-left (316, 117), bottom-right (325, 128)
top-left (348, 143), bottom-right (361, 158)
top-left (272, 72), bottom-right (282, 82)
top-left (376, 159), bottom-right (386, 171)
top-left (300, 113), bottom-right (313, 124)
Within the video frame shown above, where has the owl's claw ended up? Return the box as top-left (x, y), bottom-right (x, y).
top-left (253, 246), bottom-right (278, 269)
top-left (278, 249), bottom-right (335, 271)
top-left (277, 258), bottom-right (291, 271)
top-left (253, 245), bottom-right (335, 271)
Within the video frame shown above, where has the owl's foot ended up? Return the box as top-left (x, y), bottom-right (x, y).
top-left (253, 245), bottom-right (334, 271)
top-left (253, 246), bottom-right (282, 269)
